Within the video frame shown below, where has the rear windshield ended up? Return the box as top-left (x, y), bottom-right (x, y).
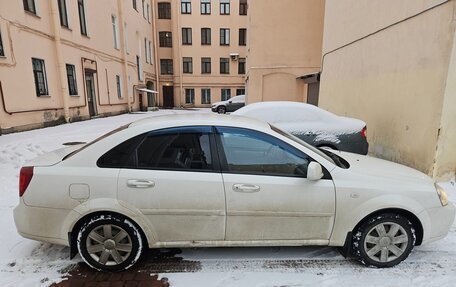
top-left (63, 124), bottom-right (129, 160)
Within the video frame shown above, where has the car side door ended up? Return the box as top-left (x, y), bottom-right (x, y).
top-left (215, 126), bottom-right (336, 242)
top-left (109, 126), bottom-right (226, 243)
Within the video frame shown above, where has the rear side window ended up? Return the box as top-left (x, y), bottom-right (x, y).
top-left (137, 131), bottom-right (213, 171)
top-left (97, 134), bottom-right (145, 168)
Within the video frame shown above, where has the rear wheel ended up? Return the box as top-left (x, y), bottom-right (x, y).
top-left (77, 215), bottom-right (144, 272)
top-left (352, 213), bottom-right (415, 267)
top-left (217, 106), bottom-right (227, 114)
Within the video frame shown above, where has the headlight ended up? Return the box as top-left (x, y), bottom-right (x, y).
top-left (435, 183), bottom-right (449, 206)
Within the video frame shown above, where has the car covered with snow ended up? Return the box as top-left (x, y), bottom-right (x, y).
top-left (232, 101), bottom-right (369, 155)
top-left (14, 114), bottom-right (455, 272)
top-left (211, 95), bottom-right (245, 114)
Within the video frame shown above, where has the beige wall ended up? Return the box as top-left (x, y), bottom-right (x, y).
top-left (0, 0), bottom-right (156, 133)
top-left (246, 0), bottom-right (325, 104)
top-left (319, 0), bottom-right (456, 178)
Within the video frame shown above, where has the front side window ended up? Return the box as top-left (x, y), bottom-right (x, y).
top-left (201, 0), bottom-right (211, 14)
top-left (201, 88), bottom-right (211, 104)
top-left (182, 28), bottom-right (192, 45)
top-left (201, 57), bottom-right (211, 74)
top-left (217, 127), bottom-right (311, 177)
top-left (185, 88), bottom-right (195, 104)
top-left (32, 58), bottom-right (48, 96)
top-left (220, 57), bottom-right (229, 74)
top-left (66, 64), bottom-right (78, 95)
top-left (78, 0), bottom-right (88, 36)
top-left (220, 0), bottom-right (230, 15)
top-left (160, 59), bottom-right (173, 75)
top-left (23, 0), bottom-right (36, 14)
top-left (138, 128), bottom-right (214, 171)
top-left (159, 31), bottom-right (172, 47)
top-left (220, 28), bottom-right (230, 45)
top-left (181, 0), bottom-right (191, 14)
top-left (201, 28), bottom-right (211, 45)
top-left (158, 2), bottom-right (171, 19)
top-left (238, 57), bottom-right (246, 74)
top-left (58, 0), bottom-right (69, 27)
top-left (183, 57), bottom-right (193, 74)
top-left (221, 88), bottom-right (231, 101)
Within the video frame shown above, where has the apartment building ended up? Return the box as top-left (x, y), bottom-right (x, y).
top-left (0, 0), bottom-right (157, 133)
top-left (154, 0), bottom-right (247, 108)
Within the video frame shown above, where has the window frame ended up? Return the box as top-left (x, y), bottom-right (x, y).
top-left (214, 126), bottom-right (320, 178)
top-left (112, 15), bottom-right (120, 49)
top-left (221, 88), bottom-right (231, 101)
top-left (57, 0), bottom-right (69, 28)
top-left (220, 0), bottom-right (230, 15)
top-left (0, 29), bottom-right (5, 57)
top-left (238, 57), bottom-right (246, 74)
top-left (220, 57), bottom-right (230, 74)
top-left (160, 59), bottom-right (173, 75)
top-left (66, 64), bottom-right (78, 96)
top-left (78, 0), bottom-right (88, 36)
top-left (200, 0), bottom-right (211, 14)
top-left (97, 126), bottom-right (221, 173)
top-left (182, 27), bottom-right (192, 45)
top-left (239, 0), bottom-right (247, 15)
top-left (32, 58), bottom-right (49, 97)
top-left (159, 31), bottom-right (172, 47)
top-left (116, 74), bottom-right (122, 98)
top-left (133, 0), bottom-right (138, 11)
top-left (183, 57), bottom-right (193, 74)
top-left (158, 2), bottom-right (171, 19)
top-left (201, 57), bottom-right (211, 74)
top-left (201, 28), bottom-right (211, 45)
top-left (201, 88), bottom-right (211, 104)
top-left (236, 88), bottom-right (245, 96)
top-left (185, 88), bottom-right (195, 104)
top-left (220, 28), bottom-right (230, 45)
top-left (239, 28), bottom-right (246, 46)
top-left (23, 0), bottom-right (37, 15)
top-left (181, 0), bottom-right (191, 14)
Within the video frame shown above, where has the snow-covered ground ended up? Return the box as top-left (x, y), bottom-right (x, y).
top-left (0, 109), bottom-right (455, 287)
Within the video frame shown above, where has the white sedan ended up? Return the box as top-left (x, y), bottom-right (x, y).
top-left (14, 114), bottom-right (455, 271)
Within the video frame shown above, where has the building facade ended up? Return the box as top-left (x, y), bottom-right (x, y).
top-left (154, 0), bottom-right (247, 108)
top-left (245, 0), bottom-right (325, 104)
top-left (319, 0), bottom-right (456, 179)
top-left (0, 0), bottom-right (247, 134)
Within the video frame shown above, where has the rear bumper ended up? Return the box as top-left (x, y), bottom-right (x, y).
top-left (420, 203), bottom-right (456, 244)
top-left (14, 200), bottom-right (70, 246)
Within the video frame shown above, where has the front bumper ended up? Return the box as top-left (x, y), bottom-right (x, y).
top-left (14, 200), bottom-right (70, 246)
top-left (420, 202), bottom-right (456, 244)
top-left (211, 106), bottom-right (218, 112)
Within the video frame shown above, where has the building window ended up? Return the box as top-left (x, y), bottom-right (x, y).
top-left (136, 55), bottom-right (143, 80)
top-left (159, 32), bottom-right (172, 47)
top-left (0, 30), bottom-right (4, 57)
top-left (239, 28), bottom-right (246, 46)
top-left (185, 88), bottom-right (195, 104)
top-left (116, 75), bottom-right (122, 98)
top-left (220, 28), bottom-right (230, 45)
top-left (57, 0), bottom-right (69, 28)
top-left (201, 0), bottom-right (210, 14)
top-left (201, 57), bottom-right (211, 74)
top-left (158, 2), bottom-right (171, 19)
top-left (201, 88), bottom-right (211, 104)
top-left (182, 28), bottom-right (192, 45)
top-left (220, 58), bottom-right (229, 74)
top-left (142, 0), bottom-right (146, 18)
top-left (181, 0), bottom-right (191, 14)
top-left (221, 88), bottom-right (231, 101)
top-left (201, 28), bottom-right (211, 45)
top-left (133, 0), bottom-right (138, 11)
top-left (183, 57), bottom-right (193, 74)
top-left (66, 64), bottom-right (78, 95)
top-left (32, 58), bottom-right (48, 96)
top-left (160, 59), bottom-right (173, 75)
top-left (78, 0), bottom-right (88, 36)
top-left (23, 0), bottom-right (36, 14)
top-left (144, 38), bottom-right (149, 63)
top-left (147, 3), bottom-right (151, 22)
top-left (112, 15), bottom-right (119, 49)
top-left (148, 40), bottom-right (153, 64)
top-left (124, 22), bottom-right (129, 53)
top-left (220, 0), bottom-right (230, 15)
top-left (239, 0), bottom-right (247, 15)
top-left (238, 57), bottom-right (246, 74)
top-left (236, 88), bottom-right (245, 95)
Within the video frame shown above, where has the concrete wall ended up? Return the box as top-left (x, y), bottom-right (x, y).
top-left (319, 0), bottom-right (456, 177)
top-left (246, 0), bottom-right (325, 104)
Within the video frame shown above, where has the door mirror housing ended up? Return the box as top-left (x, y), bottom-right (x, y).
top-left (307, 162), bottom-right (323, 181)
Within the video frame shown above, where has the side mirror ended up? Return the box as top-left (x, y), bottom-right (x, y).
top-left (228, 101), bottom-right (232, 103)
top-left (307, 162), bottom-right (323, 181)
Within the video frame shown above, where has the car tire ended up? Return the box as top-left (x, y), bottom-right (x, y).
top-left (77, 214), bottom-right (144, 272)
top-left (217, 106), bottom-right (227, 114)
top-left (352, 213), bottom-right (416, 268)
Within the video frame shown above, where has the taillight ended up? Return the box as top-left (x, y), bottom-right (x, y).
top-left (361, 126), bottom-right (367, 139)
top-left (19, 166), bottom-right (34, 197)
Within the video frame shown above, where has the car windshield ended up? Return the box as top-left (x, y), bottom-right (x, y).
top-left (63, 124), bottom-right (129, 160)
top-left (270, 124), bottom-right (336, 165)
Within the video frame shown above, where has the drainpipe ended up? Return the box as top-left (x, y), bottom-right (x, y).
top-left (50, 0), bottom-right (70, 122)
top-left (174, 0), bottom-right (184, 106)
top-left (151, 0), bottom-right (160, 106)
top-left (118, 0), bottom-right (132, 112)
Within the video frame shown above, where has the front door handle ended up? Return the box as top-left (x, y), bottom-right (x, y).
top-left (127, 179), bottom-right (155, 188)
top-left (233, 184), bottom-right (260, 193)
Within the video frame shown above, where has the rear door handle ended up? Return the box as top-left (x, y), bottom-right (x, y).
top-left (233, 184), bottom-right (260, 193)
top-left (127, 179), bottom-right (155, 188)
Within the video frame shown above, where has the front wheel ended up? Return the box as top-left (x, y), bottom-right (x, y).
top-left (77, 214), bottom-right (144, 272)
top-left (352, 213), bottom-right (415, 268)
top-left (217, 106), bottom-right (227, 114)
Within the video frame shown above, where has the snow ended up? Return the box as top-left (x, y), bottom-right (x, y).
top-left (232, 101), bottom-right (366, 136)
top-left (0, 108), bottom-right (455, 287)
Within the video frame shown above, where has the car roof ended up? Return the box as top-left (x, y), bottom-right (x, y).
top-left (128, 113), bottom-right (271, 130)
